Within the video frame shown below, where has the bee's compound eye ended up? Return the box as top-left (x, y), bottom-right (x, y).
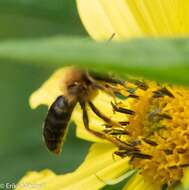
top-left (67, 82), bottom-right (81, 95)
top-left (68, 82), bottom-right (79, 89)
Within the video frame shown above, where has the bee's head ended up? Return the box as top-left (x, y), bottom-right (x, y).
top-left (60, 67), bottom-right (91, 98)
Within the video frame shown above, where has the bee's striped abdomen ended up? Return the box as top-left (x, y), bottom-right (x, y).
top-left (43, 96), bottom-right (76, 154)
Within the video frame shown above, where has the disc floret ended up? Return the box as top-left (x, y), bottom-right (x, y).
top-left (106, 80), bottom-right (189, 188)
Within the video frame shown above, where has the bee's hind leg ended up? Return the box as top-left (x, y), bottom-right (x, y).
top-left (79, 101), bottom-right (132, 149)
top-left (79, 101), bottom-right (106, 140)
top-left (88, 100), bottom-right (122, 128)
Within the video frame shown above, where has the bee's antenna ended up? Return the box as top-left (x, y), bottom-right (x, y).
top-left (107, 33), bottom-right (116, 42)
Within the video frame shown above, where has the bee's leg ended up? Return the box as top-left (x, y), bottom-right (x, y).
top-left (92, 80), bottom-right (127, 104)
top-left (79, 101), bottom-right (107, 140)
top-left (79, 101), bottom-right (133, 150)
top-left (88, 100), bottom-right (122, 128)
top-left (88, 71), bottom-right (127, 103)
top-left (97, 83), bottom-right (118, 104)
top-left (107, 33), bottom-right (116, 42)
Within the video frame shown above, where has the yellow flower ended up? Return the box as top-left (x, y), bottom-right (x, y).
top-left (76, 0), bottom-right (189, 41)
top-left (16, 68), bottom-right (189, 190)
top-left (16, 1), bottom-right (189, 190)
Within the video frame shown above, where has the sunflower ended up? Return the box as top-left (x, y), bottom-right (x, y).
top-left (77, 0), bottom-right (189, 41)
top-left (16, 67), bottom-right (189, 190)
top-left (16, 1), bottom-right (189, 190)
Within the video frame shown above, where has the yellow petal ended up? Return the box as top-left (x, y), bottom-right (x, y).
top-left (77, 0), bottom-right (189, 41)
top-left (29, 68), bottom-right (68, 109)
top-left (16, 143), bottom-right (130, 190)
top-left (16, 170), bottom-right (56, 190)
top-left (122, 172), bottom-right (161, 190)
top-left (177, 167), bottom-right (189, 190)
top-left (76, 0), bottom-right (115, 41)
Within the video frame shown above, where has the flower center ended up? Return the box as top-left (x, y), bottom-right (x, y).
top-left (106, 80), bottom-right (189, 188)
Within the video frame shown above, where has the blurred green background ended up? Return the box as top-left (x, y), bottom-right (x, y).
top-left (0, 0), bottom-right (86, 39)
top-left (0, 1), bottom-right (126, 189)
top-left (0, 0), bottom-right (90, 186)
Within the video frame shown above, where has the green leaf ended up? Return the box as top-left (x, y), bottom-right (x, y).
top-left (0, 37), bottom-right (189, 85)
top-left (0, 0), bottom-right (85, 38)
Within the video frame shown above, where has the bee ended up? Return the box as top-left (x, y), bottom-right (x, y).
top-left (43, 67), bottom-right (133, 154)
